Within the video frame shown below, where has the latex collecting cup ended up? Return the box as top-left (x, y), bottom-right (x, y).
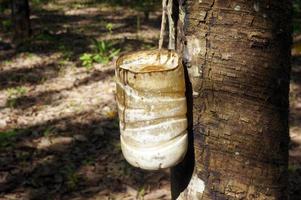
top-left (115, 49), bottom-right (188, 170)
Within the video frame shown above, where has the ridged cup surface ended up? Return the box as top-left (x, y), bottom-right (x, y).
top-left (116, 50), bottom-right (188, 170)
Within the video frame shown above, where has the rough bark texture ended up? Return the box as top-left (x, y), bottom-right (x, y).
top-left (11, 0), bottom-right (31, 42)
top-left (171, 0), bottom-right (292, 199)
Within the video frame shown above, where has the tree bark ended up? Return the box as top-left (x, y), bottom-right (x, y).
top-left (11, 0), bottom-right (31, 42)
top-left (171, 0), bottom-right (292, 199)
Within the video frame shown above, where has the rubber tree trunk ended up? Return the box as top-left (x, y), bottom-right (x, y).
top-left (11, 0), bottom-right (31, 42)
top-left (171, 0), bottom-right (292, 199)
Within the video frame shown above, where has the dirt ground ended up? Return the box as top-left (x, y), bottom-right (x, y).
top-left (0, 0), bottom-right (300, 199)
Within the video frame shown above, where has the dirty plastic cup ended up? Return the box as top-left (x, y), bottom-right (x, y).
top-left (115, 49), bottom-right (188, 170)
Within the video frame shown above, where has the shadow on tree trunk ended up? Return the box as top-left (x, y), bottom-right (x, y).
top-left (170, 64), bottom-right (195, 200)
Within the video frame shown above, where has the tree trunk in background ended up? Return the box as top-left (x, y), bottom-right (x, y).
top-left (171, 0), bottom-right (292, 199)
top-left (11, 0), bottom-right (31, 42)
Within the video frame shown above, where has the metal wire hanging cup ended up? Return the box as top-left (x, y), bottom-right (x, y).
top-left (115, 49), bottom-right (188, 170)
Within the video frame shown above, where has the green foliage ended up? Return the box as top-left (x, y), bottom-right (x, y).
top-left (6, 86), bottom-right (28, 108)
top-left (32, 0), bottom-right (52, 5)
top-left (35, 32), bottom-right (57, 41)
top-left (93, 39), bottom-right (120, 61)
top-left (294, 0), bottom-right (301, 33)
top-left (7, 86), bottom-right (27, 97)
top-left (106, 23), bottom-right (114, 33)
top-left (79, 53), bottom-right (94, 68)
top-left (61, 165), bottom-right (79, 191)
top-left (137, 186), bottom-right (146, 199)
top-left (1, 19), bottom-right (12, 31)
top-left (71, 2), bottom-right (86, 9)
top-left (289, 164), bottom-right (299, 173)
top-left (133, 0), bottom-right (159, 12)
top-left (43, 126), bottom-right (55, 137)
top-left (80, 39), bottom-right (120, 68)
top-left (294, 0), bottom-right (301, 13)
top-left (0, 130), bottom-right (18, 148)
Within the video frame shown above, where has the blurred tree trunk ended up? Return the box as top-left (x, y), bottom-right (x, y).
top-left (144, 11), bottom-right (149, 22)
top-left (171, 0), bottom-right (292, 199)
top-left (11, 0), bottom-right (31, 42)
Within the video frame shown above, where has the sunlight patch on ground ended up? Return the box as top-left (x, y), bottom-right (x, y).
top-left (0, 53), bottom-right (59, 71)
top-left (0, 78), bottom-right (116, 130)
top-left (291, 127), bottom-right (301, 145)
top-left (64, 7), bottom-right (100, 16)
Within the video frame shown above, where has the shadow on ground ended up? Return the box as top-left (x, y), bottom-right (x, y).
top-left (0, 2), bottom-right (160, 63)
top-left (0, 1), bottom-right (167, 199)
top-left (0, 62), bottom-right (60, 90)
top-left (2, 68), bottom-right (115, 110)
top-left (0, 111), bottom-right (169, 200)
